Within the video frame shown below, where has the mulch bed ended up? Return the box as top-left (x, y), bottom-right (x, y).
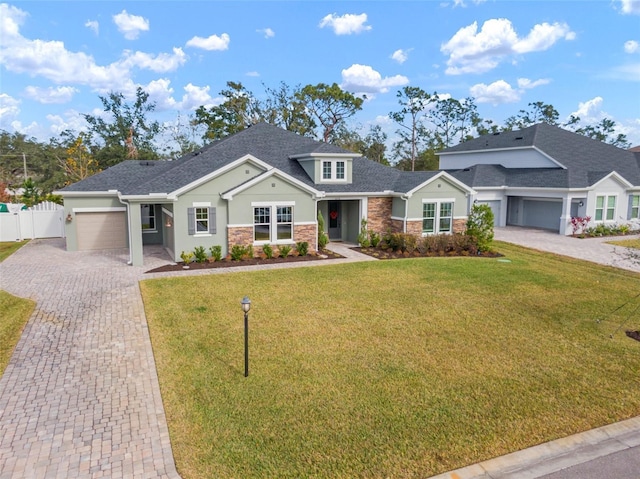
top-left (353, 247), bottom-right (502, 260)
top-left (145, 249), bottom-right (344, 273)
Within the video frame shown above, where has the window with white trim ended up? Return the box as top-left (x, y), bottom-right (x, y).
top-left (253, 205), bottom-right (294, 243)
top-left (631, 195), bottom-right (640, 219)
top-left (423, 201), bottom-right (454, 234)
top-left (320, 160), bottom-right (347, 182)
top-left (141, 204), bottom-right (156, 231)
top-left (595, 195), bottom-right (616, 222)
top-left (187, 206), bottom-right (216, 235)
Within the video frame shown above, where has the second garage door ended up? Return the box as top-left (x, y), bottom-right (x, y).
top-left (76, 211), bottom-right (127, 250)
top-left (522, 200), bottom-right (563, 231)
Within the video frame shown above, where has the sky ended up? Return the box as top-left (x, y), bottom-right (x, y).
top-left (1, 0), bottom-right (640, 151)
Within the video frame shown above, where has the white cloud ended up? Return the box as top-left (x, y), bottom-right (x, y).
top-left (517, 77), bottom-right (551, 89)
top-left (85, 20), bottom-right (99, 35)
top-left (470, 80), bottom-right (521, 105)
top-left (246, 71), bottom-right (260, 77)
top-left (441, 18), bottom-right (575, 75)
top-left (391, 49), bottom-right (410, 64)
top-left (0, 3), bottom-right (26, 39)
top-left (179, 84), bottom-right (213, 110)
top-left (257, 28), bottom-right (275, 39)
top-left (319, 13), bottom-right (372, 35)
top-left (23, 85), bottom-right (78, 104)
top-left (112, 10), bottom-right (149, 40)
top-left (144, 78), bottom-right (176, 110)
top-left (46, 110), bottom-right (88, 136)
top-left (186, 33), bottom-right (230, 51)
top-left (0, 93), bottom-right (21, 127)
top-left (120, 47), bottom-right (187, 73)
top-left (619, 0), bottom-right (640, 14)
top-left (571, 96), bottom-right (604, 120)
top-left (340, 64), bottom-right (409, 98)
top-left (624, 40), bottom-right (639, 53)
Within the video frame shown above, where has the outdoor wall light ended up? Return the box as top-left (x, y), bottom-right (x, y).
top-left (579, 201), bottom-right (584, 207)
top-left (66, 213), bottom-right (73, 222)
top-left (241, 296), bottom-right (251, 377)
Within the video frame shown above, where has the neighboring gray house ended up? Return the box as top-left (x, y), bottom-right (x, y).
top-left (57, 123), bottom-right (474, 266)
top-left (441, 123), bottom-right (640, 234)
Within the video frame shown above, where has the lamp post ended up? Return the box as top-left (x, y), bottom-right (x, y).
top-left (241, 296), bottom-right (251, 377)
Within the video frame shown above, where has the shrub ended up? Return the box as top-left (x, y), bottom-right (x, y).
top-left (466, 204), bottom-right (494, 252)
top-left (246, 245), bottom-right (254, 259)
top-left (230, 245), bottom-right (247, 261)
top-left (193, 246), bottom-right (207, 263)
top-left (317, 210), bottom-right (329, 249)
top-left (387, 232), bottom-right (417, 252)
top-left (278, 244), bottom-right (292, 258)
top-left (209, 245), bottom-right (222, 262)
top-left (569, 216), bottom-right (591, 236)
top-left (262, 244), bottom-right (274, 259)
top-left (296, 241), bottom-right (309, 256)
top-left (358, 219), bottom-right (371, 247)
top-left (180, 251), bottom-right (194, 264)
top-left (369, 231), bottom-right (381, 247)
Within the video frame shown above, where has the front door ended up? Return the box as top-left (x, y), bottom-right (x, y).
top-left (328, 201), bottom-right (341, 240)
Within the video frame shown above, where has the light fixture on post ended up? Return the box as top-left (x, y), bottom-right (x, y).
top-left (578, 201), bottom-right (584, 207)
top-left (241, 296), bottom-right (251, 377)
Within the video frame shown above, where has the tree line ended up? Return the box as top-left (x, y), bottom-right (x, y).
top-left (0, 81), bottom-right (632, 202)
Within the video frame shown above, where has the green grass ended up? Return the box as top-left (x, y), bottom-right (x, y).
top-left (0, 291), bottom-right (35, 375)
top-left (0, 241), bottom-right (34, 374)
top-left (141, 242), bottom-right (640, 479)
top-left (0, 241), bottom-right (28, 262)
top-left (607, 238), bottom-right (640, 250)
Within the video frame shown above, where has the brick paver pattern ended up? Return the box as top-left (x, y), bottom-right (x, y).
top-left (0, 239), bottom-right (179, 479)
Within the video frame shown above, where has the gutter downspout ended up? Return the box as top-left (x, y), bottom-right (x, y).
top-left (117, 194), bottom-right (133, 265)
top-left (401, 195), bottom-right (409, 233)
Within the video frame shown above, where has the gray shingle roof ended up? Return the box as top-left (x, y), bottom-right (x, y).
top-left (60, 122), bottom-right (415, 196)
top-left (440, 123), bottom-right (640, 188)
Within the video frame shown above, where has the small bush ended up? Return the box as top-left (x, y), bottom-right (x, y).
top-left (358, 219), bottom-right (371, 247)
top-left (262, 244), bottom-right (274, 259)
top-left (230, 245), bottom-right (247, 261)
top-left (209, 245), bottom-right (222, 262)
top-left (466, 204), bottom-right (494, 252)
top-left (180, 251), bottom-right (194, 264)
top-left (369, 231), bottom-right (381, 247)
top-left (246, 245), bottom-right (254, 259)
top-left (278, 244), bottom-right (292, 258)
top-left (296, 241), bottom-right (309, 256)
top-left (317, 210), bottom-right (329, 249)
top-left (193, 246), bottom-right (207, 263)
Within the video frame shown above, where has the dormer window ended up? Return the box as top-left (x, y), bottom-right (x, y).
top-left (321, 160), bottom-right (346, 182)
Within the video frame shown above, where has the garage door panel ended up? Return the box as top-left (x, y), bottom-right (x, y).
top-left (522, 200), bottom-right (562, 231)
top-left (76, 212), bottom-right (127, 250)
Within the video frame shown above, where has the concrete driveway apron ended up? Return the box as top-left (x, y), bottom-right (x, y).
top-left (0, 239), bottom-right (179, 479)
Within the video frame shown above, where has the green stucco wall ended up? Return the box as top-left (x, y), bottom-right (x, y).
top-left (406, 178), bottom-right (469, 218)
top-left (63, 195), bottom-right (125, 251)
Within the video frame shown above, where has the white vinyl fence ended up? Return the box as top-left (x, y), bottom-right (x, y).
top-left (0, 201), bottom-right (65, 242)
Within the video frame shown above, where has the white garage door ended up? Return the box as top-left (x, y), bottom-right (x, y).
top-left (76, 212), bottom-right (127, 250)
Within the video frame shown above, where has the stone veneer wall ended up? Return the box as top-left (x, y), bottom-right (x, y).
top-left (367, 197), bottom-right (393, 234)
top-left (390, 219), bottom-right (404, 233)
top-left (227, 224), bottom-right (317, 256)
top-left (406, 220), bottom-right (423, 236)
top-left (453, 218), bottom-right (467, 233)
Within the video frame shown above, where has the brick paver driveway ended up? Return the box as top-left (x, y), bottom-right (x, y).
top-left (0, 239), bottom-right (179, 479)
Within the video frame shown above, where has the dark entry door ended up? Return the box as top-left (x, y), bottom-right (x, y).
top-left (328, 201), bottom-right (341, 240)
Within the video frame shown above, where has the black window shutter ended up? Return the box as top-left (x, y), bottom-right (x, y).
top-left (187, 207), bottom-right (195, 235)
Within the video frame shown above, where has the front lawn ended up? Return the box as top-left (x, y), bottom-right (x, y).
top-left (0, 291), bottom-right (35, 375)
top-left (141, 242), bottom-right (640, 479)
top-left (607, 238), bottom-right (640, 250)
top-left (0, 240), bottom-right (28, 262)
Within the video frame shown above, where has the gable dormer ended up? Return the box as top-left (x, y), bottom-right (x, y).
top-left (290, 153), bottom-right (358, 185)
